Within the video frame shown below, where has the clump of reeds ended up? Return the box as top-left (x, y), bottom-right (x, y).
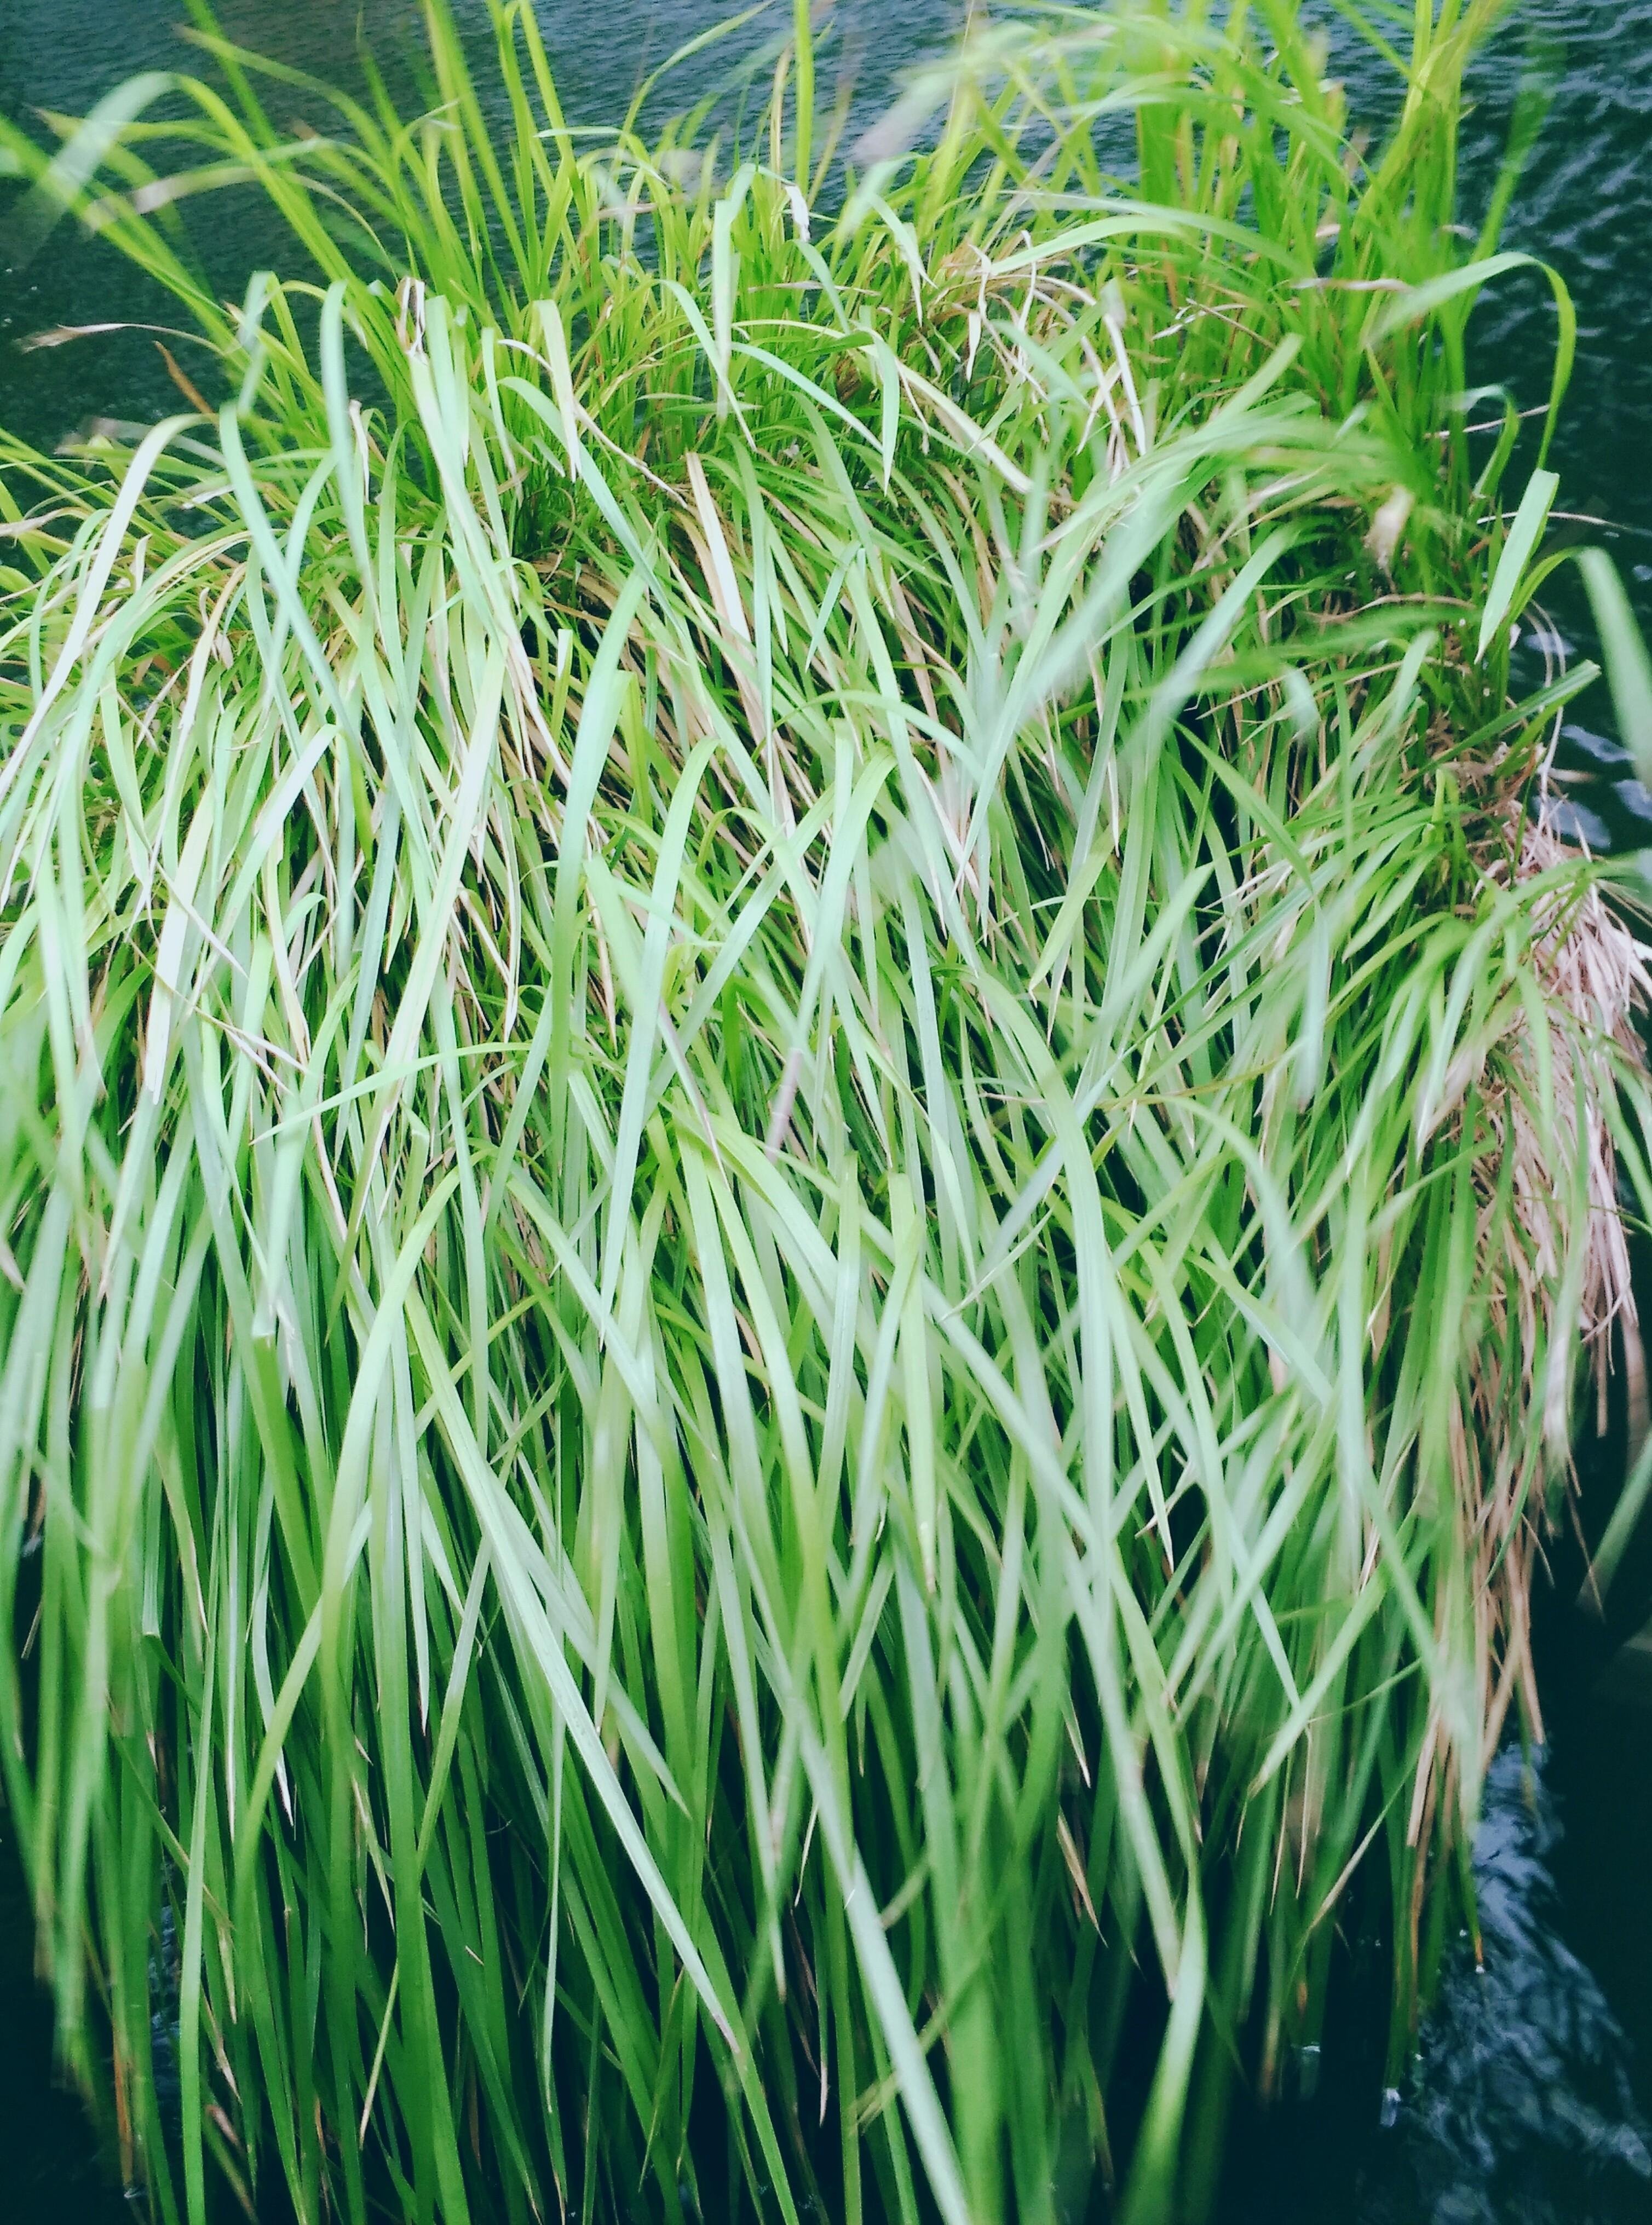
top-left (1, 3), bottom-right (1650, 2220)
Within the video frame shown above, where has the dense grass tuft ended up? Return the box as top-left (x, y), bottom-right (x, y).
top-left (2, 3), bottom-right (1651, 2219)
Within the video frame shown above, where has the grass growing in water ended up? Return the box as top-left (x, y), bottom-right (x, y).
top-left (3, 1), bottom-right (1652, 2218)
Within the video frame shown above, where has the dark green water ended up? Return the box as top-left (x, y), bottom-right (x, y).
top-left (3, 4), bottom-right (1652, 2220)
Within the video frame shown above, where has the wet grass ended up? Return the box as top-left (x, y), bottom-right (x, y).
top-left (2, 2), bottom-right (1651, 2219)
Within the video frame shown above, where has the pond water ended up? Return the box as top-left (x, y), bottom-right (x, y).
top-left (3, 3), bottom-right (1652, 2220)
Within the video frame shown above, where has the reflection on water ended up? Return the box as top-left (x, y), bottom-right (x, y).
top-left (1362, 1745), bottom-right (1651, 2225)
top-left (1221, 1724), bottom-right (1652, 2225)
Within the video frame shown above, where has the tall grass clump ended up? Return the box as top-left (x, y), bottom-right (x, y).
top-left (3, 1), bottom-right (1652, 2218)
